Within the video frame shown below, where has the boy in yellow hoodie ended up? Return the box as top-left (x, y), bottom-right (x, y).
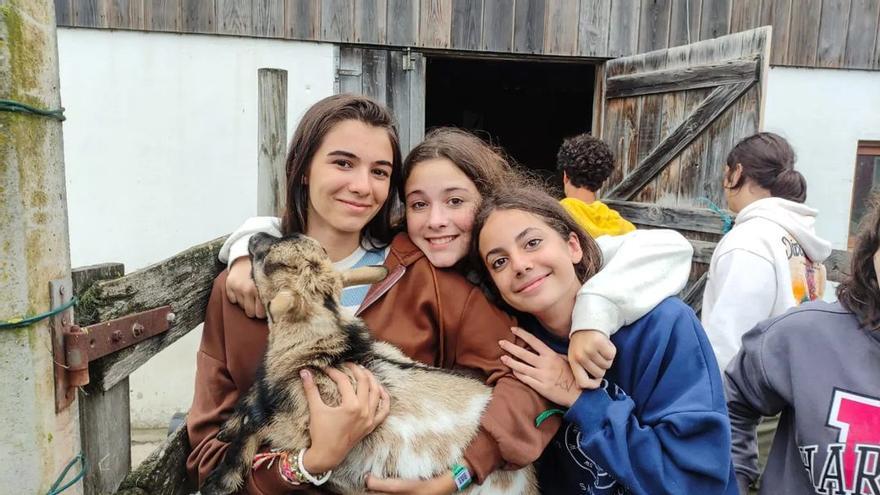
top-left (557, 133), bottom-right (636, 238)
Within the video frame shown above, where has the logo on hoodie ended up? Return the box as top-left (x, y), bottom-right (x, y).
top-left (799, 389), bottom-right (880, 494)
top-left (782, 234), bottom-right (826, 303)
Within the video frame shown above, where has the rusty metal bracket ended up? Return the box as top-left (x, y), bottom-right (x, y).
top-left (50, 278), bottom-right (175, 411)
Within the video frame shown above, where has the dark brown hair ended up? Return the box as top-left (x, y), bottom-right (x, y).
top-left (725, 132), bottom-right (806, 203)
top-left (470, 183), bottom-right (604, 302)
top-left (837, 195), bottom-right (880, 331)
top-left (281, 94), bottom-right (403, 247)
top-left (401, 127), bottom-right (512, 201)
top-left (557, 133), bottom-right (615, 192)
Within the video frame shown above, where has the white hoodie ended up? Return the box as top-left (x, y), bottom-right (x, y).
top-left (702, 197), bottom-right (832, 371)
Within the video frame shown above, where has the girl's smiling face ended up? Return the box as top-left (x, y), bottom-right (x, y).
top-left (404, 158), bottom-right (480, 268)
top-left (479, 208), bottom-right (584, 321)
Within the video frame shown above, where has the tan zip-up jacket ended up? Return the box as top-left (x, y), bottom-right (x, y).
top-left (186, 232), bottom-right (560, 493)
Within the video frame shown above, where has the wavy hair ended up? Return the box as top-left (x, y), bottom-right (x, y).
top-left (837, 195), bottom-right (880, 331)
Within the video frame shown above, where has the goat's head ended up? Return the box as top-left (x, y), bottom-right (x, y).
top-left (248, 233), bottom-right (388, 323)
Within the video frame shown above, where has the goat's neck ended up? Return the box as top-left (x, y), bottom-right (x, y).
top-left (265, 307), bottom-right (348, 368)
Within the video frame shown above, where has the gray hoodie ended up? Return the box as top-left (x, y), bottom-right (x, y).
top-left (725, 301), bottom-right (880, 495)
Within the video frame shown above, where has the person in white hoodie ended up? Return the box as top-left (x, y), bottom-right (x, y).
top-left (702, 132), bottom-right (832, 372)
top-left (702, 132), bottom-right (832, 494)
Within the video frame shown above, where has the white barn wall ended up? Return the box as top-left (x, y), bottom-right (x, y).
top-left (58, 28), bottom-right (336, 427)
top-left (764, 67), bottom-right (880, 251)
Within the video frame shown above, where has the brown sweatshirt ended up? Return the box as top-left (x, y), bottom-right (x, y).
top-left (186, 233), bottom-right (560, 493)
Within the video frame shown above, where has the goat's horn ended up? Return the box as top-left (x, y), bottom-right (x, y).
top-left (342, 265), bottom-right (388, 287)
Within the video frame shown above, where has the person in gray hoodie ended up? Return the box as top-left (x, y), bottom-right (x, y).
top-left (725, 196), bottom-right (880, 495)
top-left (702, 132), bottom-right (833, 373)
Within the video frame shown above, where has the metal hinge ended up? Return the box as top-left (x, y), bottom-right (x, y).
top-left (402, 48), bottom-right (415, 72)
top-left (50, 279), bottom-right (175, 411)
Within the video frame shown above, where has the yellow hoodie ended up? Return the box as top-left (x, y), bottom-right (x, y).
top-left (560, 197), bottom-right (636, 238)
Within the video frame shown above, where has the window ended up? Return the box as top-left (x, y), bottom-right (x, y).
top-left (848, 141), bottom-right (880, 248)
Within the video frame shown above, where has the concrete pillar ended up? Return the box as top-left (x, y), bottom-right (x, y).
top-left (0, 0), bottom-right (81, 493)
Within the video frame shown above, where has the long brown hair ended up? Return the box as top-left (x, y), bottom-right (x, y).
top-left (470, 184), bottom-right (603, 302)
top-left (837, 195), bottom-right (880, 331)
top-left (281, 94), bottom-right (403, 247)
top-left (401, 127), bottom-right (512, 201)
top-left (725, 132), bottom-right (806, 203)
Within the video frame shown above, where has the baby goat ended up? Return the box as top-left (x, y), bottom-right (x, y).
top-left (201, 232), bottom-right (537, 495)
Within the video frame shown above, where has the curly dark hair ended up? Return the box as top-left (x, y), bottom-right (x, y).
top-left (556, 133), bottom-right (615, 192)
top-left (837, 194), bottom-right (880, 331)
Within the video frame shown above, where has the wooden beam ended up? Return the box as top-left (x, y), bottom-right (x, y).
top-left (605, 58), bottom-right (758, 99)
top-left (606, 80), bottom-right (753, 201)
top-left (605, 200), bottom-right (728, 234)
top-left (115, 421), bottom-right (191, 495)
top-left (257, 68), bottom-right (288, 217)
top-left (77, 236), bottom-right (227, 391)
top-left (680, 272), bottom-right (708, 312)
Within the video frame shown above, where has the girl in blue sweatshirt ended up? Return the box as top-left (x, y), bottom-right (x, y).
top-left (471, 185), bottom-right (738, 495)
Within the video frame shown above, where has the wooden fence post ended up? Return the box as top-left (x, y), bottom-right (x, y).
top-left (257, 68), bottom-right (288, 216)
top-left (0, 0), bottom-right (82, 492)
top-left (73, 264), bottom-right (133, 495)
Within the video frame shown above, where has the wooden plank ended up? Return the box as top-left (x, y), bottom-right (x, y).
top-left (606, 81), bottom-right (753, 201)
top-left (362, 48), bottom-right (389, 103)
top-left (699, 0), bottom-right (732, 40)
top-left (76, 236), bottom-right (227, 391)
top-left (254, 0), bottom-right (285, 37)
top-left (55, 0), bottom-right (73, 26)
top-left (608, 0), bottom-right (641, 56)
top-left (669, 0), bottom-right (701, 47)
top-left (107, 0), bottom-right (140, 29)
top-left (681, 271), bottom-right (707, 311)
top-left (844, 0), bottom-right (880, 69)
top-left (577, 0), bottom-right (611, 56)
top-left (602, 200), bottom-right (727, 234)
top-left (337, 46), bottom-right (363, 94)
top-left (74, 0), bottom-right (106, 28)
top-left (144, 0), bottom-right (181, 31)
top-left (543, 0), bottom-right (580, 55)
top-left (408, 51), bottom-right (426, 153)
top-left (217, 0), bottom-right (253, 34)
top-left (182, 0), bottom-right (215, 33)
top-left (876, 8), bottom-right (880, 69)
top-left (638, 0), bottom-right (672, 52)
top-left (816, 0), bottom-right (851, 68)
top-left (72, 263), bottom-right (126, 302)
top-left (322, 0), bottom-right (354, 42)
top-left (115, 421), bottom-right (190, 495)
top-left (514, 0), bottom-right (545, 53)
top-left (286, 0), bottom-right (322, 39)
top-left (760, 0), bottom-right (793, 65)
top-left (451, 0), bottom-right (483, 50)
top-left (606, 58), bottom-right (758, 99)
top-left (419, 0), bottom-right (452, 48)
top-left (258, 69), bottom-right (288, 217)
top-left (730, 0), bottom-right (762, 33)
top-left (786, 0), bottom-right (821, 66)
top-left (354, 0), bottom-right (387, 43)
top-left (80, 380), bottom-right (131, 495)
top-left (634, 51), bottom-right (668, 203)
top-left (386, 0), bottom-right (418, 45)
top-left (655, 43), bottom-right (689, 206)
top-left (388, 50), bottom-right (411, 151)
top-left (481, 0), bottom-right (515, 52)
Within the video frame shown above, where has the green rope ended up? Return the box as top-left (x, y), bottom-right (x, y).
top-left (0, 99), bottom-right (66, 121)
top-left (46, 452), bottom-right (87, 495)
top-left (535, 408), bottom-right (567, 427)
top-left (0, 297), bottom-right (77, 330)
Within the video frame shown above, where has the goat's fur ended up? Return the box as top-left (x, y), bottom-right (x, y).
top-left (201, 232), bottom-right (538, 495)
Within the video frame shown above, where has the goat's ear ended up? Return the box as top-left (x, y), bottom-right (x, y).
top-left (341, 265), bottom-right (388, 287)
top-left (268, 290), bottom-right (305, 322)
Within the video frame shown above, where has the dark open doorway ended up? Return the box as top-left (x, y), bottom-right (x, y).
top-left (425, 56), bottom-right (596, 182)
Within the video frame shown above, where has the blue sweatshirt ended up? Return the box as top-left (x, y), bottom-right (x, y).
top-left (529, 298), bottom-right (739, 495)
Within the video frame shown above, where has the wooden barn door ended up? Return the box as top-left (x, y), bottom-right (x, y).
top-left (337, 46), bottom-right (426, 154)
top-left (599, 27), bottom-right (771, 309)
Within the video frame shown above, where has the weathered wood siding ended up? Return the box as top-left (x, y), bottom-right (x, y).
top-left (56, 0), bottom-right (880, 70)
